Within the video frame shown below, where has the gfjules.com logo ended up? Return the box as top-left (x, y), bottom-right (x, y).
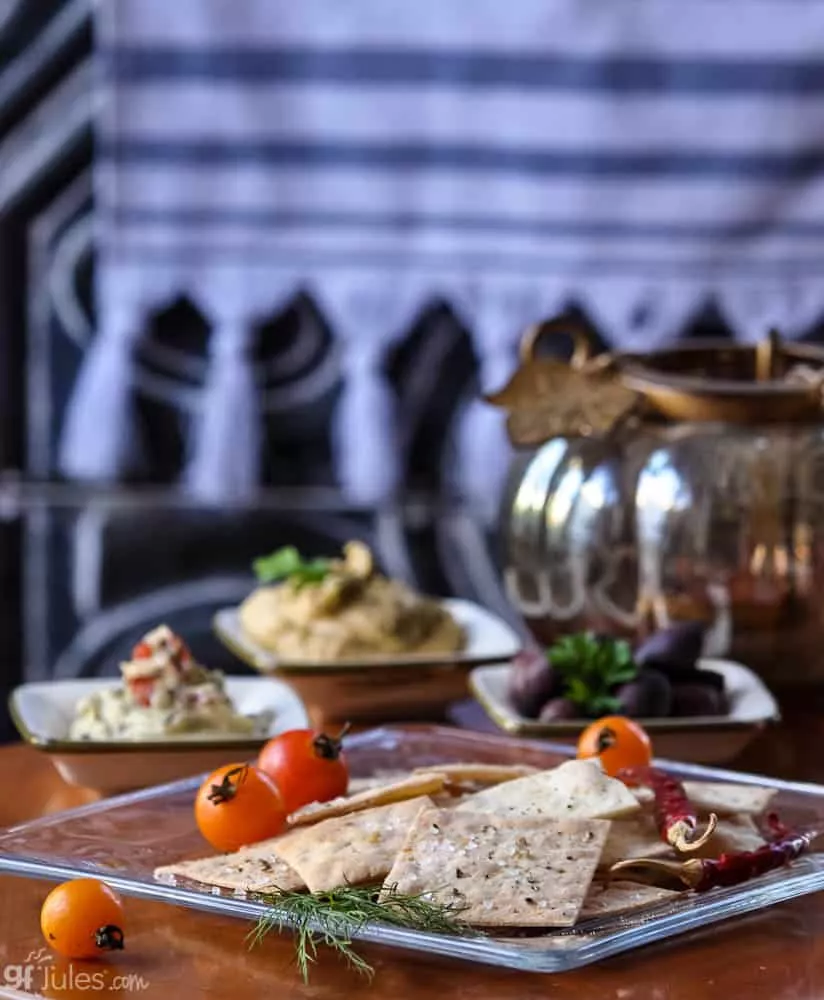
top-left (2, 948), bottom-right (149, 993)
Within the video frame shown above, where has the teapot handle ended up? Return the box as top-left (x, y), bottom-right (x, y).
top-left (519, 315), bottom-right (599, 370)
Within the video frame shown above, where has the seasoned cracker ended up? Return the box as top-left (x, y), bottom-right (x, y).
top-left (682, 781), bottom-right (778, 816)
top-left (287, 772), bottom-right (446, 827)
top-left (274, 796), bottom-right (432, 892)
top-left (579, 880), bottom-right (680, 920)
top-left (690, 814), bottom-right (766, 858)
top-left (154, 845), bottom-right (305, 894)
top-left (456, 759), bottom-right (640, 821)
top-left (347, 772), bottom-right (410, 795)
top-left (412, 763), bottom-right (539, 789)
top-left (633, 781), bottom-right (777, 817)
top-left (599, 814), bottom-right (673, 868)
top-left (383, 807), bottom-right (610, 927)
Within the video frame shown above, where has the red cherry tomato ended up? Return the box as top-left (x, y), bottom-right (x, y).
top-left (194, 763), bottom-right (287, 852)
top-left (257, 725), bottom-right (350, 814)
top-left (576, 715), bottom-right (653, 777)
top-left (132, 641), bottom-right (152, 659)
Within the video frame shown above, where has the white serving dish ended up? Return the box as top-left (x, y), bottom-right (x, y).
top-left (213, 597), bottom-right (522, 672)
top-left (214, 598), bottom-right (524, 725)
top-left (470, 658), bottom-right (780, 764)
top-left (9, 677), bottom-right (309, 794)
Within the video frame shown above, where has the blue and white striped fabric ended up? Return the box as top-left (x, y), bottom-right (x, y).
top-left (60, 0), bottom-right (824, 510)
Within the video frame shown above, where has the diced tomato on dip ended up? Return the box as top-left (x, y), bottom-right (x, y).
top-left (126, 676), bottom-right (156, 708)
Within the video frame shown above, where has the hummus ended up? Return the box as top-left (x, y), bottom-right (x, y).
top-left (239, 541), bottom-right (465, 660)
top-left (70, 625), bottom-right (271, 740)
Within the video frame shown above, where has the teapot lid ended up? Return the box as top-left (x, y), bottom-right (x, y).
top-left (489, 318), bottom-right (824, 439)
top-left (619, 329), bottom-right (824, 424)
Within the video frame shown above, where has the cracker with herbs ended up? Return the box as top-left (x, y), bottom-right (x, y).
top-left (599, 813), bottom-right (675, 869)
top-left (687, 814), bottom-right (766, 858)
top-left (287, 772), bottom-right (446, 827)
top-left (154, 845), bottom-right (305, 894)
top-left (274, 796), bottom-right (434, 892)
top-left (456, 758), bottom-right (640, 822)
top-left (383, 808), bottom-right (610, 927)
top-left (411, 762), bottom-right (539, 790)
top-left (579, 880), bottom-right (680, 920)
top-left (631, 781), bottom-right (777, 816)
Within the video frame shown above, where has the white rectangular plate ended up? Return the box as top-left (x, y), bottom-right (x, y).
top-left (214, 597), bottom-right (523, 672)
top-left (8, 677), bottom-right (310, 794)
top-left (10, 676), bottom-right (309, 750)
top-left (470, 659), bottom-right (780, 764)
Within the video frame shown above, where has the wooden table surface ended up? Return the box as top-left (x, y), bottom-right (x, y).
top-left (2, 695), bottom-right (824, 1000)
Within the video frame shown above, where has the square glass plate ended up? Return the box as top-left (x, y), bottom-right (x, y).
top-left (1, 725), bottom-right (823, 974)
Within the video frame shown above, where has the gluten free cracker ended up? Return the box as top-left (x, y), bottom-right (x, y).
top-left (599, 814), bottom-right (674, 869)
top-left (682, 782), bottom-right (778, 817)
top-left (411, 763), bottom-right (539, 790)
top-left (383, 807), bottom-right (610, 927)
top-left (456, 759), bottom-right (640, 822)
top-left (579, 880), bottom-right (681, 920)
top-left (274, 796), bottom-right (433, 892)
top-left (287, 772), bottom-right (446, 827)
top-left (632, 781), bottom-right (777, 816)
top-left (688, 814), bottom-right (766, 858)
top-left (154, 846), bottom-right (305, 894)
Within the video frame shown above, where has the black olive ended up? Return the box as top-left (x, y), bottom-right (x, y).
top-left (671, 683), bottom-right (727, 717)
top-left (645, 664), bottom-right (726, 690)
top-left (634, 622), bottom-right (707, 672)
top-left (538, 697), bottom-right (579, 722)
top-left (615, 668), bottom-right (673, 718)
top-left (508, 650), bottom-right (559, 718)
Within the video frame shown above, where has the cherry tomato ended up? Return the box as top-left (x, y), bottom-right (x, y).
top-left (194, 763), bottom-right (286, 852)
top-left (132, 641), bottom-right (152, 659)
top-left (257, 725), bottom-right (350, 814)
top-left (576, 715), bottom-right (653, 777)
top-left (41, 879), bottom-right (125, 960)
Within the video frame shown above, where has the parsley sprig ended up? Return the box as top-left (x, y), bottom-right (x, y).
top-left (549, 633), bottom-right (638, 716)
top-left (252, 546), bottom-right (332, 588)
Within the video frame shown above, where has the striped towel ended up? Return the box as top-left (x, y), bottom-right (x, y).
top-left (60, 0), bottom-right (824, 512)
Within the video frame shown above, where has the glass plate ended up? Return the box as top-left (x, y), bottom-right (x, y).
top-left (1, 724), bottom-right (823, 974)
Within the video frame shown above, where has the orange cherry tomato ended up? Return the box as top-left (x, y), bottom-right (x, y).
top-left (194, 763), bottom-right (286, 852)
top-left (257, 725), bottom-right (350, 814)
top-left (576, 715), bottom-right (653, 777)
top-left (40, 879), bottom-right (125, 960)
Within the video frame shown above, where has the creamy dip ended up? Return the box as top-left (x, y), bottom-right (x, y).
top-left (239, 541), bottom-right (465, 661)
top-left (70, 625), bottom-right (271, 740)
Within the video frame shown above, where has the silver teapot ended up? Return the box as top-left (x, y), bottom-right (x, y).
top-left (494, 319), bottom-right (824, 686)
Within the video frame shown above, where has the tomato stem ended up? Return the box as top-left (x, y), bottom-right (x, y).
top-left (207, 765), bottom-right (247, 804)
top-left (595, 726), bottom-right (616, 755)
top-left (312, 722), bottom-right (351, 761)
top-left (95, 925), bottom-right (125, 951)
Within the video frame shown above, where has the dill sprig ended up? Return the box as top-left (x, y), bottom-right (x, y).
top-left (247, 884), bottom-right (471, 982)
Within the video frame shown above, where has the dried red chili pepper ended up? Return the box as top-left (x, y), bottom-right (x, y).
top-left (618, 765), bottom-right (717, 853)
top-left (611, 820), bottom-right (818, 892)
